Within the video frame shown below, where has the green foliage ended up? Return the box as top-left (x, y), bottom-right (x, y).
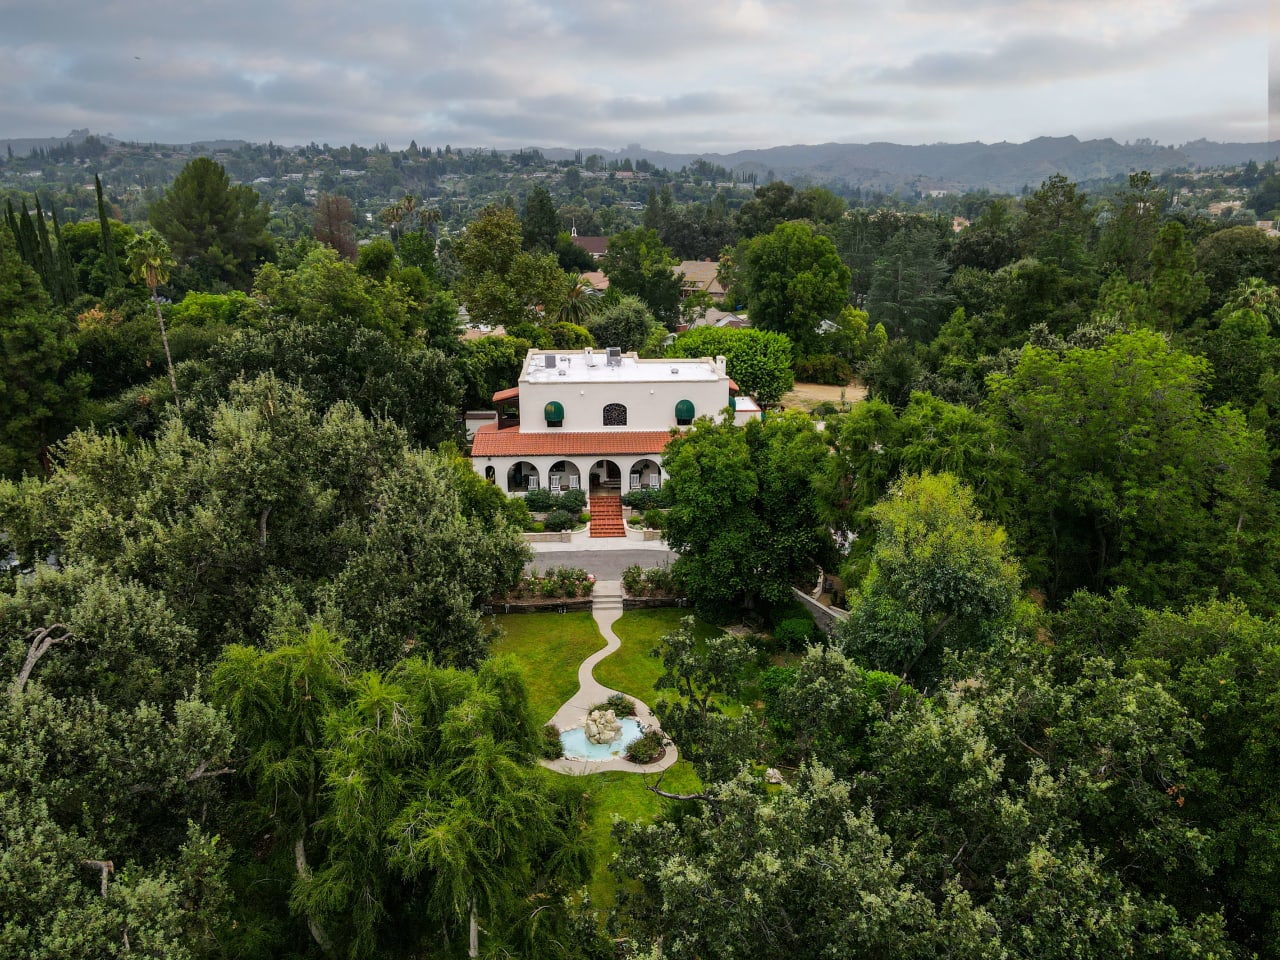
top-left (987, 328), bottom-right (1278, 608)
top-left (793, 352), bottom-right (853, 384)
top-left (543, 508), bottom-right (575, 532)
top-left (0, 223), bottom-right (89, 477)
top-left (149, 157), bottom-right (274, 291)
top-left (773, 616), bottom-right (817, 650)
top-left (742, 220), bottom-right (851, 353)
top-left (587, 293), bottom-right (654, 352)
top-left (540, 722), bottom-right (565, 759)
top-left (664, 411), bottom-right (832, 615)
top-left (666, 325), bottom-right (795, 405)
top-left (593, 692), bottom-right (637, 717)
top-left (524, 487), bottom-right (586, 512)
top-left (601, 227), bottom-right (682, 328)
top-left (624, 728), bottom-right (665, 764)
top-left (212, 627), bottom-right (592, 958)
top-left (653, 617), bottom-right (758, 783)
top-left (621, 486), bottom-right (672, 510)
top-left (355, 236), bottom-right (396, 280)
top-left (838, 472), bottom-right (1024, 684)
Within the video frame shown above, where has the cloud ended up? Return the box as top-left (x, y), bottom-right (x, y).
top-left (0, 0), bottom-right (1266, 150)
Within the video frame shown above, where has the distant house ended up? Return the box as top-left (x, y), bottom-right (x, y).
top-left (570, 226), bottom-right (609, 260)
top-left (580, 270), bottom-right (609, 292)
top-left (676, 260), bottom-right (725, 300)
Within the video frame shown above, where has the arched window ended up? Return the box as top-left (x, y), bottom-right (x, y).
top-left (675, 399), bottom-right (695, 426)
top-left (603, 402), bottom-right (628, 427)
top-left (544, 400), bottom-right (564, 427)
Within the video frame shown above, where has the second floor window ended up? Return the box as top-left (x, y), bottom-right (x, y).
top-left (603, 403), bottom-right (627, 427)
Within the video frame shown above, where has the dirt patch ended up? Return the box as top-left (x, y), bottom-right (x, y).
top-left (778, 379), bottom-right (867, 412)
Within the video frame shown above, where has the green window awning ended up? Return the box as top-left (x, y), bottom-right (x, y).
top-left (728, 395), bottom-right (737, 412)
top-left (544, 400), bottom-right (564, 424)
top-left (675, 399), bottom-right (695, 422)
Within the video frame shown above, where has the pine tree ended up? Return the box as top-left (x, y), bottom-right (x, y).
top-left (32, 195), bottom-right (57, 302)
top-left (49, 204), bottom-right (77, 305)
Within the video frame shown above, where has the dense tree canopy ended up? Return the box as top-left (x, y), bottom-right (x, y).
top-left (149, 157), bottom-right (274, 291)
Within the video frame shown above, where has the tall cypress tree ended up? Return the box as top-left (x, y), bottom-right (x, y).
top-left (4, 201), bottom-right (19, 247)
top-left (95, 174), bottom-right (120, 288)
top-left (32, 195), bottom-right (57, 302)
top-left (16, 201), bottom-right (38, 266)
top-left (49, 203), bottom-right (77, 305)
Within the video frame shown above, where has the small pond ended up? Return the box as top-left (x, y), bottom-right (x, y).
top-left (560, 717), bottom-right (645, 761)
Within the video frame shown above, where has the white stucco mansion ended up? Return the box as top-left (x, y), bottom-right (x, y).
top-left (470, 348), bottom-right (761, 495)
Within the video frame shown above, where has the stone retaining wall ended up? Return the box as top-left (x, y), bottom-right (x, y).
top-left (790, 586), bottom-right (850, 635)
top-left (486, 598), bottom-right (594, 615)
top-left (622, 596), bottom-right (691, 610)
top-left (522, 531), bottom-right (572, 543)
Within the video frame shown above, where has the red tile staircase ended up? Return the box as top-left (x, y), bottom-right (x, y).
top-left (589, 495), bottom-right (626, 538)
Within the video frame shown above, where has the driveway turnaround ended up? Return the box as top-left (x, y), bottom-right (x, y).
top-left (541, 580), bottom-right (680, 776)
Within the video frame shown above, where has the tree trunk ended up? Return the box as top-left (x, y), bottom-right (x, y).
top-left (468, 896), bottom-right (479, 958)
top-left (152, 290), bottom-right (181, 411)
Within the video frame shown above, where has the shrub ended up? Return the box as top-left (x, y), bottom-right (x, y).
top-left (540, 724), bottom-right (564, 760)
top-left (591, 693), bottom-right (637, 717)
top-left (622, 565), bottom-right (646, 595)
top-left (544, 509), bottom-right (575, 532)
top-left (767, 598), bottom-right (811, 629)
top-left (622, 487), bottom-right (672, 510)
top-left (643, 566), bottom-right (677, 596)
top-left (794, 353), bottom-right (854, 385)
top-left (528, 521), bottom-right (546, 533)
top-left (774, 617), bottom-right (818, 651)
top-left (628, 514), bottom-right (646, 528)
top-left (625, 729), bottom-right (665, 764)
top-left (559, 488), bottom-right (587, 512)
top-left (643, 508), bottom-right (667, 530)
top-left (525, 487), bottom-right (556, 511)
top-left (579, 512), bottom-right (591, 524)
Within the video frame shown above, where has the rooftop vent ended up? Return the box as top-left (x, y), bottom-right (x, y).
top-left (606, 347), bottom-right (621, 368)
top-left (558, 368), bottom-right (567, 376)
top-left (544, 354), bottom-right (557, 369)
top-left (671, 367), bottom-right (679, 374)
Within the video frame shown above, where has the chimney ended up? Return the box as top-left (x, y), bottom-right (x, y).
top-left (714, 355), bottom-right (727, 376)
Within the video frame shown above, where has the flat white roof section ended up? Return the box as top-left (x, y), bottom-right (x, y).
top-left (523, 350), bottom-right (721, 384)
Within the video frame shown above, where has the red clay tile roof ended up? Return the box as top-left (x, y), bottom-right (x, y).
top-left (491, 386), bottom-right (520, 403)
top-left (471, 423), bottom-right (675, 457)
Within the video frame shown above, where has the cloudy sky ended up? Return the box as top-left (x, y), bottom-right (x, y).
top-left (1, 0), bottom-right (1269, 152)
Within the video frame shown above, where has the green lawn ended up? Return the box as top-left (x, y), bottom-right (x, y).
top-left (570, 760), bottom-right (703, 907)
top-left (594, 608), bottom-right (722, 701)
top-left (489, 612), bottom-right (606, 724)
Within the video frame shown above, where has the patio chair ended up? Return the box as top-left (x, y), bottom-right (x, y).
top-left (526, 475), bottom-right (539, 491)
top-left (568, 474), bottom-right (580, 491)
top-left (550, 475), bottom-right (561, 494)
top-left (648, 472), bottom-right (661, 488)
top-left (630, 472), bottom-right (641, 490)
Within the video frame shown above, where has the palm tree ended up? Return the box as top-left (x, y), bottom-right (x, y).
top-left (126, 229), bottom-right (181, 411)
top-left (399, 194), bottom-right (418, 232)
top-left (379, 199), bottom-right (405, 241)
top-left (419, 206), bottom-right (442, 240)
top-left (557, 273), bottom-right (602, 326)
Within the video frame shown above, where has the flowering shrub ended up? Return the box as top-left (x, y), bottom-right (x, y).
top-left (507, 566), bottom-right (596, 599)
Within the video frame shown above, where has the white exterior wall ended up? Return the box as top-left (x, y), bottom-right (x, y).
top-left (517, 351), bottom-right (731, 432)
top-left (470, 454), bottom-right (667, 491)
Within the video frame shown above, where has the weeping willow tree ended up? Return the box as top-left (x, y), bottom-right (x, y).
top-left (212, 626), bottom-right (592, 959)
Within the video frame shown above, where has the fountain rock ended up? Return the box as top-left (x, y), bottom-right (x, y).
top-left (584, 708), bottom-right (623, 744)
top-left (764, 767), bottom-right (785, 785)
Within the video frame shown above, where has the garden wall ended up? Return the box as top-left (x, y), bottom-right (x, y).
top-left (485, 599), bottom-right (594, 615)
top-left (523, 531), bottom-right (572, 543)
top-left (790, 586), bottom-right (849, 635)
top-left (622, 596), bottom-right (691, 610)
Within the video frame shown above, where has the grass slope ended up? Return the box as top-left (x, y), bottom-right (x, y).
top-left (490, 612), bottom-right (606, 724)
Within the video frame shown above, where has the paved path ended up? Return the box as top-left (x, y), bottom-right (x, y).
top-left (540, 580), bottom-right (679, 776)
top-left (526, 549), bottom-right (677, 581)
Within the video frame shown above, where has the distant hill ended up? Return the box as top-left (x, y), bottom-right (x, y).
top-left (0, 128), bottom-right (105, 157)
top-left (537, 136), bottom-right (1280, 193)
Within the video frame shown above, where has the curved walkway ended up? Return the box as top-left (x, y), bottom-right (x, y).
top-left (541, 580), bottom-right (680, 775)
